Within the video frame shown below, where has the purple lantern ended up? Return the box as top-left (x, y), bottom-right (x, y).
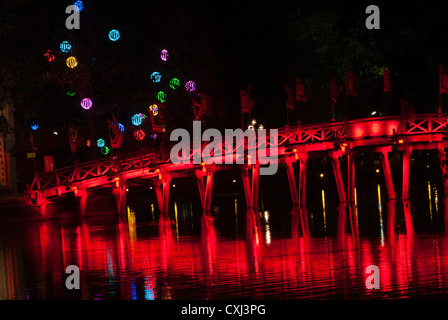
top-left (81, 98), bottom-right (92, 110)
top-left (185, 80), bottom-right (196, 93)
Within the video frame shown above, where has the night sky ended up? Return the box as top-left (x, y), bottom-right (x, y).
top-left (2, 1), bottom-right (448, 141)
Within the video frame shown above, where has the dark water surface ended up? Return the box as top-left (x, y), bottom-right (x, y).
top-left (1, 201), bottom-right (448, 300)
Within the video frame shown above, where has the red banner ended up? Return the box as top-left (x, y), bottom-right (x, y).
top-left (68, 124), bottom-right (80, 153)
top-left (240, 86), bottom-right (254, 114)
top-left (440, 64), bottom-right (448, 96)
top-left (346, 71), bottom-right (358, 96)
top-left (330, 78), bottom-right (340, 103)
top-left (285, 83), bottom-right (294, 110)
top-left (296, 78), bottom-right (307, 102)
top-left (383, 67), bottom-right (392, 92)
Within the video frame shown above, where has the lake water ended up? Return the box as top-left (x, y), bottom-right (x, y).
top-left (1, 198), bottom-right (448, 300)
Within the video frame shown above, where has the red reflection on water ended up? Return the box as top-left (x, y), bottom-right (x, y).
top-left (4, 215), bottom-right (448, 299)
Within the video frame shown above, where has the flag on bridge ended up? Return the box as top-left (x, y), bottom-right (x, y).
top-left (68, 124), bottom-right (80, 154)
top-left (330, 78), bottom-right (340, 103)
top-left (296, 78), bottom-right (307, 102)
top-left (108, 115), bottom-right (123, 149)
top-left (240, 86), bottom-right (255, 114)
top-left (285, 83), bottom-right (294, 110)
top-left (346, 71), bottom-right (358, 96)
top-left (439, 64), bottom-right (448, 96)
top-left (383, 67), bottom-right (392, 93)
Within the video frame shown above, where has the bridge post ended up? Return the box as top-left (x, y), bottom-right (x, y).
top-left (285, 158), bottom-right (299, 208)
top-left (380, 149), bottom-right (397, 236)
top-left (153, 172), bottom-right (172, 217)
top-left (436, 144), bottom-right (448, 232)
top-left (298, 155), bottom-right (310, 236)
top-left (402, 147), bottom-right (414, 235)
top-left (347, 152), bottom-right (359, 239)
top-left (75, 188), bottom-right (88, 218)
top-left (195, 168), bottom-right (215, 219)
top-left (112, 185), bottom-right (127, 216)
top-left (331, 154), bottom-right (347, 236)
top-left (241, 164), bottom-right (262, 230)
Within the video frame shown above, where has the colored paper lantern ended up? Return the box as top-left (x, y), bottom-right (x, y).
top-left (150, 72), bottom-right (161, 83)
top-left (169, 78), bottom-right (180, 90)
top-left (109, 29), bottom-right (120, 41)
top-left (185, 80), bottom-right (196, 92)
top-left (101, 146), bottom-right (110, 155)
top-left (30, 122), bottom-right (39, 131)
top-left (66, 56), bottom-right (78, 68)
top-left (97, 138), bottom-right (105, 148)
top-left (160, 49), bottom-right (169, 61)
top-left (134, 129), bottom-right (145, 141)
top-left (60, 41), bottom-right (71, 53)
top-left (157, 91), bottom-right (167, 103)
top-left (67, 91), bottom-right (75, 96)
top-left (149, 104), bottom-right (158, 116)
top-left (118, 123), bottom-right (125, 133)
top-left (44, 50), bottom-right (55, 62)
top-left (151, 133), bottom-right (158, 139)
top-left (80, 98), bottom-right (92, 110)
top-left (131, 114), bottom-right (143, 126)
top-left (73, 0), bottom-right (84, 12)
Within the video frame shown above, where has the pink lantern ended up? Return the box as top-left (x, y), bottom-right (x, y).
top-left (160, 49), bottom-right (169, 61)
top-left (185, 80), bottom-right (196, 92)
top-left (81, 98), bottom-right (92, 110)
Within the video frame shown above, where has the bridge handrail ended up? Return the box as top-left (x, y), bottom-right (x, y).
top-left (28, 113), bottom-right (448, 192)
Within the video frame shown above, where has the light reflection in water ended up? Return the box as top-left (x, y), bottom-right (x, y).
top-left (2, 207), bottom-right (448, 299)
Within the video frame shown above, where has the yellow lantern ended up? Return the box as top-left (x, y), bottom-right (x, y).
top-left (66, 56), bottom-right (78, 69)
top-left (149, 104), bottom-right (158, 116)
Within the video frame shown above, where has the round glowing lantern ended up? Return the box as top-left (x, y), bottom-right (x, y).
top-left (67, 91), bottom-right (75, 97)
top-left (60, 41), bottom-right (71, 53)
top-left (160, 49), bottom-right (169, 61)
top-left (149, 104), bottom-right (158, 116)
top-left (73, 0), bottom-right (84, 12)
top-left (101, 146), bottom-right (110, 155)
top-left (97, 138), bottom-right (105, 148)
top-left (169, 78), bottom-right (180, 90)
top-left (108, 29), bottom-right (120, 41)
top-left (44, 50), bottom-right (55, 62)
top-left (66, 56), bottom-right (78, 69)
top-left (131, 113), bottom-right (143, 126)
top-left (185, 80), bottom-right (196, 92)
top-left (118, 123), bottom-right (125, 133)
top-left (30, 122), bottom-right (39, 131)
top-left (80, 98), bottom-right (92, 110)
top-left (134, 129), bottom-right (145, 141)
top-left (150, 72), bottom-right (161, 83)
top-left (157, 91), bottom-right (167, 103)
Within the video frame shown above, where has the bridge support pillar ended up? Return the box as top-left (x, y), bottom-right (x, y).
top-left (242, 164), bottom-right (262, 230)
top-left (112, 185), bottom-right (127, 216)
top-left (36, 195), bottom-right (49, 217)
top-left (347, 152), bottom-right (359, 239)
top-left (75, 189), bottom-right (88, 218)
top-left (154, 172), bottom-right (172, 217)
top-left (195, 168), bottom-right (215, 219)
top-left (402, 148), bottom-right (414, 235)
top-left (331, 154), bottom-right (348, 236)
top-left (286, 156), bottom-right (310, 236)
top-left (380, 149), bottom-right (397, 235)
top-left (437, 144), bottom-right (448, 232)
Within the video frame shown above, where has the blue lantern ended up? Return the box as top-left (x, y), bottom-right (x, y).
top-left (60, 41), bottom-right (71, 53)
top-left (30, 122), bottom-right (39, 131)
top-left (118, 123), bottom-right (125, 133)
top-left (97, 138), bottom-right (105, 148)
top-left (131, 114), bottom-right (143, 126)
top-left (150, 72), bottom-right (161, 83)
top-left (109, 29), bottom-right (120, 41)
top-left (73, 0), bottom-right (84, 12)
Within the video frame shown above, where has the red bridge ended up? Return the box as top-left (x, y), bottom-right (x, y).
top-left (25, 113), bottom-right (448, 236)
